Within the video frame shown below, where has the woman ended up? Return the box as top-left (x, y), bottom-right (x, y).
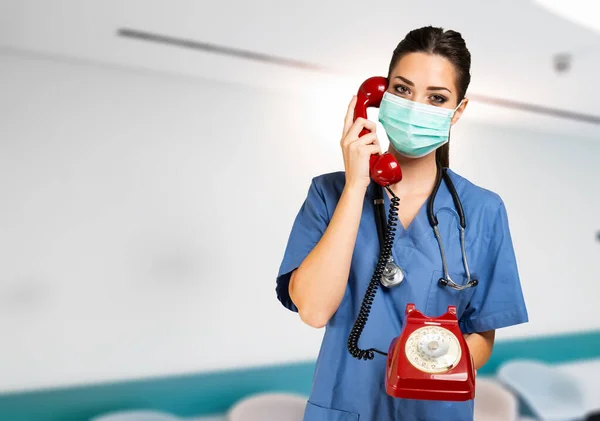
top-left (276, 26), bottom-right (528, 421)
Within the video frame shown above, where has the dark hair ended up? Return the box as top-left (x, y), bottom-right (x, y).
top-left (387, 26), bottom-right (471, 168)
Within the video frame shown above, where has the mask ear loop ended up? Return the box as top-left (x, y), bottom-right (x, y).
top-left (450, 99), bottom-right (465, 122)
top-left (440, 98), bottom-right (464, 167)
top-left (454, 98), bottom-right (465, 112)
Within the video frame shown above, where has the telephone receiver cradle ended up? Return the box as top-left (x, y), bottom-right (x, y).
top-left (353, 76), bottom-right (403, 187)
top-left (385, 304), bottom-right (476, 401)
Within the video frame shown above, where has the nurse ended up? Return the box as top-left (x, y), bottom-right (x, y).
top-left (276, 26), bottom-right (528, 421)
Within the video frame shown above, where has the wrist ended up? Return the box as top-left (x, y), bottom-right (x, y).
top-left (344, 181), bottom-right (369, 195)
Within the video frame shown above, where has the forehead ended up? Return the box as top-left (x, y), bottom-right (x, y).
top-left (390, 52), bottom-right (458, 90)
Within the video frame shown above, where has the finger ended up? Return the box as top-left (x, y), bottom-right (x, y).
top-left (355, 133), bottom-right (379, 146)
top-left (342, 118), bottom-right (376, 147)
top-left (363, 144), bottom-right (382, 155)
top-left (349, 136), bottom-right (380, 154)
top-left (342, 96), bottom-right (358, 138)
top-left (351, 144), bottom-right (381, 157)
top-left (346, 117), bottom-right (377, 141)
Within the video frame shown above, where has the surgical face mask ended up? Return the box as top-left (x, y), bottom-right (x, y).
top-left (378, 92), bottom-right (463, 159)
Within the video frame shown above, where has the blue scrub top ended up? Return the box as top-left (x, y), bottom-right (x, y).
top-left (276, 170), bottom-right (528, 421)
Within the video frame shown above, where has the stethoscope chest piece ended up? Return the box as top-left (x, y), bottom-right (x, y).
top-left (381, 259), bottom-right (404, 288)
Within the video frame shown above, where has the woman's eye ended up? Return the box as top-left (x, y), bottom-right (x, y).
top-left (395, 85), bottom-right (410, 95)
top-left (430, 95), bottom-right (447, 105)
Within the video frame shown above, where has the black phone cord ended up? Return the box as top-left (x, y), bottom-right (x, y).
top-left (347, 186), bottom-right (400, 360)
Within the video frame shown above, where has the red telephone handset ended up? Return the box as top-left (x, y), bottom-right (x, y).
top-left (385, 304), bottom-right (476, 401)
top-left (353, 76), bottom-right (403, 187)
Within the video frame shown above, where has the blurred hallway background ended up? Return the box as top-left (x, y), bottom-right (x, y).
top-left (0, 1), bottom-right (599, 420)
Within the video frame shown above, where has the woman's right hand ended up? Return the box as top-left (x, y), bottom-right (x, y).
top-left (340, 96), bottom-right (382, 190)
top-left (291, 96), bottom-right (380, 328)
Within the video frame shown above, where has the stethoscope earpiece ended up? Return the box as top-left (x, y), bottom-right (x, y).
top-left (439, 277), bottom-right (478, 291)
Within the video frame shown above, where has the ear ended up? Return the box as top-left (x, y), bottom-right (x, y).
top-left (451, 97), bottom-right (469, 126)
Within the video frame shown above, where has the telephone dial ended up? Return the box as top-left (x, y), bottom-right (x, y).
top-left (346, 77), bottom-right (476, 402)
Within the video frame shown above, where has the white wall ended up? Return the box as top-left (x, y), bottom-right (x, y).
top-left (1, 50), bottom-right (599, 394)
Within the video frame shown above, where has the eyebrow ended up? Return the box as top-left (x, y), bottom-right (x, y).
top-left (394, 76), bottom-right (452, 93)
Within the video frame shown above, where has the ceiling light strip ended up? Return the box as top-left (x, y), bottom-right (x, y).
top-left (118, 28), bottom-right (334, 73)
top-left (117, 28), bottom-right (600, 125)
top-left (469, 94), bottom-right (600, 125)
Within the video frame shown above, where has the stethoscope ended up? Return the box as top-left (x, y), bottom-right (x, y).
top-left (373, 163), bottom-right (478, 291)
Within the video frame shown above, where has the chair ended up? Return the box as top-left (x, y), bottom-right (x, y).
top-left (497, 359), bottom-right (586, 421)
top-left (474, 377), bottom-right (519, 421)
top-left (227, 393), bottom-right (307, 421)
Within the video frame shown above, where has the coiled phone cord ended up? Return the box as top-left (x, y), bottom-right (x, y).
top-left (347, 186), bottom-right (400, 360)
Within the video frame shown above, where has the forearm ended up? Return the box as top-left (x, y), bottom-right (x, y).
top-left (289, 184), bottom-right (367, 328)
top-left (464, 330), bottom-right (495, 370)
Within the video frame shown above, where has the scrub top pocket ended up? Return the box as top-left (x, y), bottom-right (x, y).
top-left (425, 270), bottom-right (476, 321)
top-left (303, 402), bottom-right (360, 421)
top-left (414, 399), bottom-right (474, 421)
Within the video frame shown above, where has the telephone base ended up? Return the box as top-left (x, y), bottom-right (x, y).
top-left (385, 376), bottom-right (475, 401)
top-left (384, 304), bottom-right (476, 402)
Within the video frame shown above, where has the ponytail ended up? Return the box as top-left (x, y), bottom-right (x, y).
top-left (436, 142), bottom-right (450, 168)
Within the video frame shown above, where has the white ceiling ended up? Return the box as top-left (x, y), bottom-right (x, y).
top-left (1, 0), bottom-right (600, 134)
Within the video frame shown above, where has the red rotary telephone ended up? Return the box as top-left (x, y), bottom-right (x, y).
top-left (349, 77), bottom-right (476, 402)
top-left (386, 304), bottom-right (476, 401)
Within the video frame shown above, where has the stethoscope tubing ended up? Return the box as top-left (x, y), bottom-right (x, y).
top-left (374, 163), bottom-right (478, 291)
